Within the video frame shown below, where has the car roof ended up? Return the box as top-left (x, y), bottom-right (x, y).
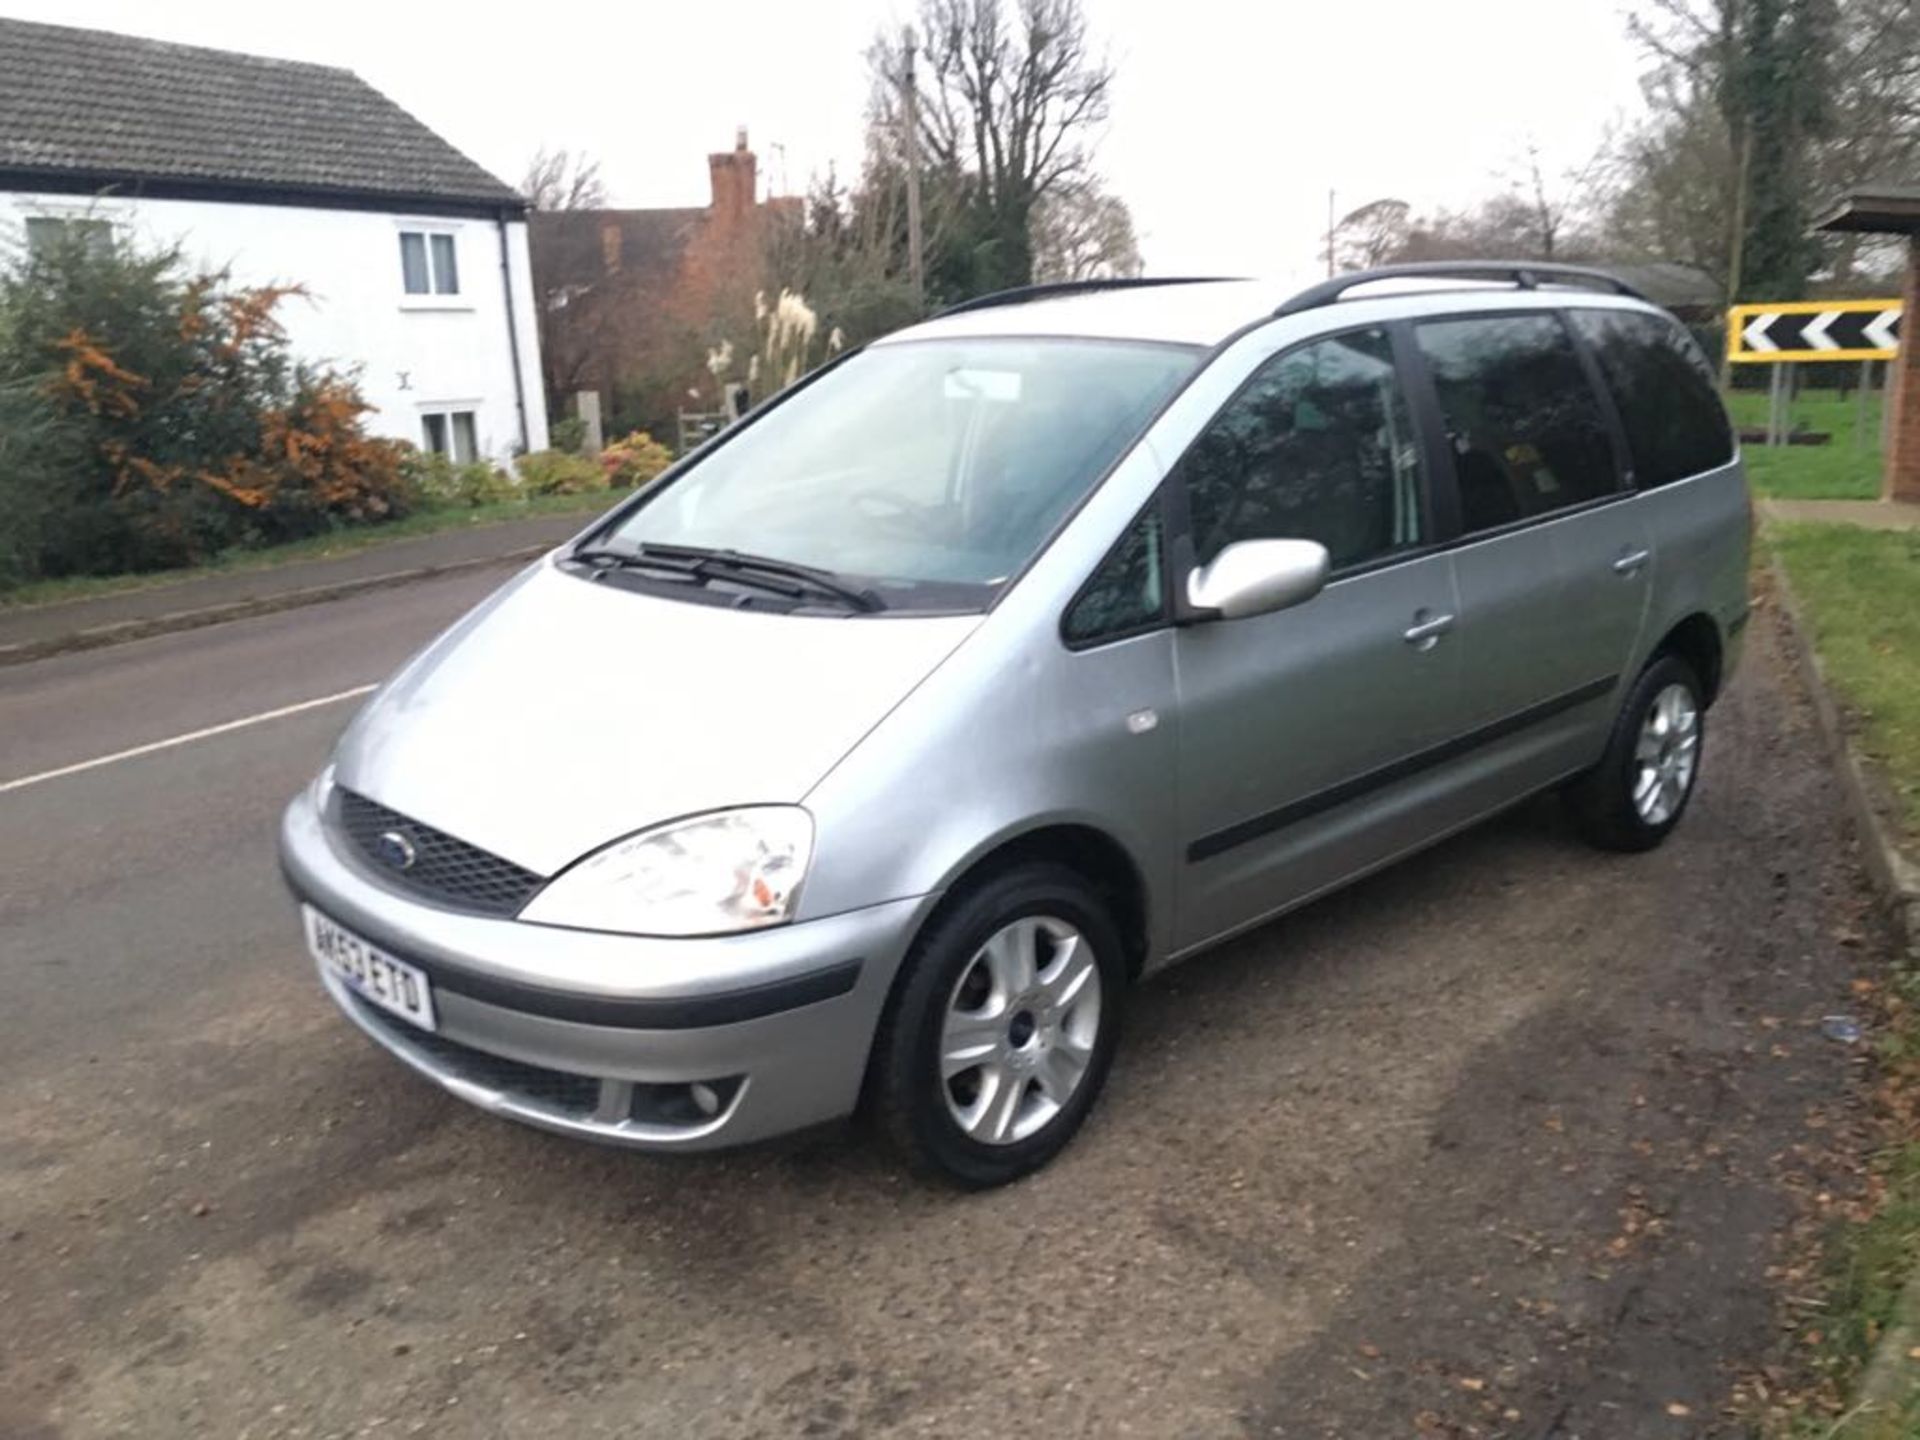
top-left (878, 274), bottom-right (1668, 351)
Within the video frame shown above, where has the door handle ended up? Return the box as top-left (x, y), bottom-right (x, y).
top-left (1403, 611), bottom-right (1456, 647)
top-left (1612, 548), bottom-right (1652, 576)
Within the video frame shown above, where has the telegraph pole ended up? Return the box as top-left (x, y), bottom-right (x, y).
top-left (1720, 129), bottom-right (1754, 388)
top-left (902, 27), bottom-right (926, 306)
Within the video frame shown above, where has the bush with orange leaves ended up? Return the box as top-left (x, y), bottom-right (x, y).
top-left (598, 429), bottom-right (674, 489)
top-left (0, 226), bottom-right (409, 585)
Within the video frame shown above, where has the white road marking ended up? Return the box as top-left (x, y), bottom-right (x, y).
top-left (0, 684), bottom-right (376, 794)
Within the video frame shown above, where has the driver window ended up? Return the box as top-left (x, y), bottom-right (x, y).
top-left (1177, 327), bottom-right (1425, 571)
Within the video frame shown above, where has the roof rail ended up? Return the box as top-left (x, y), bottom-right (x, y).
top-left (935, 275), bottom-right (1239, 319)
top-left (1272, 261), bottom-right (1647, 318)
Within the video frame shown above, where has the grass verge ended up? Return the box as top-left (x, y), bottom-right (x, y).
top-left (1727, 389), bottom-right (1886, 446)
top-left (1727, 390), bottom-right (1885, 501)
top-left (1764, 520), bottom-right (1920, 1437)
top-left (0, 488), bottom-right (630, 611)
top-left (1791, 1144), bottom-right (1920, 1438)
top-left (1769, 523), bottom-right (1920, 840)
top-left (1745, 445), bottom-right (1885, 502)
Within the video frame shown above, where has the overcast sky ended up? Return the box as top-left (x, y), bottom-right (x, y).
top-left (4, 0), bottom-right (1653, 278)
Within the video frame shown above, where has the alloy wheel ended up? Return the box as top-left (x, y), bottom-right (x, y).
top-left (1632, 681), bottom-right (1700, 826)
top-left (939, 915), bottom-right (1103, 1146)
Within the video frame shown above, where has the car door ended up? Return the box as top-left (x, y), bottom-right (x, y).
top-left (1169, 324), bottom-right (1467, 953)
top-left (1408, 310), bottom-right (1651, 801)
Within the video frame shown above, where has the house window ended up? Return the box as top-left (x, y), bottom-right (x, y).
top-left (399, 230), bottom-right (459, 295)
top-left (26, 216), bottom-right (113, 260)
top-left (422, 410), bottom-right (479, 463)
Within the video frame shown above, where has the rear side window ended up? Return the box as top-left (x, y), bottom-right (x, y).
top-left (1178, 327), bottom-right (1425, 572)
top-left (1569, 309), bottom-right (1733, 488)
top-left (1414, 313), bottom-right (1619, 533)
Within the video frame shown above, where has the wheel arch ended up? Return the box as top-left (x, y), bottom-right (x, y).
top-left (918, 822), bottom-right (1153, 980)
top-left (855, 819), bottom-right (1151, 1122)
top-left (1648, 611), bottom-right (1725, 705)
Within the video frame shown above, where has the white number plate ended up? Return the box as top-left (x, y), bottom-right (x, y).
top-left (303, 905), bottom-right (437, 1032)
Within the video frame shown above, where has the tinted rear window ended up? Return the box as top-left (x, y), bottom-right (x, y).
top-left (1569, 309), bottom-right (1733, 489)
top-left (1414, 313), bottom-right (1619, 533)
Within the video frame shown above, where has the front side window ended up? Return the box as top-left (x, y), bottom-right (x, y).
top-left (1064, 503), bottom-right (1164, 645)
top-left (400, 231), bottom-right (458, 295)
top-left (1568, 309), bottom-right (1733, 489)
top-left (1415, 313), bottom-right (1619, 532)
top-left (1179, 327), bottom-right (1425, 572)
top-left (603, 338), bottom-right (1198, 612)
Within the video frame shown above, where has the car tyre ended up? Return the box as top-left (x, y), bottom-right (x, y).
top-left (1565, 653), bottom-right (1706, 853)
top-left (869, 862), bottom-right (1126, 1188)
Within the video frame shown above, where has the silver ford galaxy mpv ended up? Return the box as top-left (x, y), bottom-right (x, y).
top-left (281, 263), bottom-right (1749, 1186)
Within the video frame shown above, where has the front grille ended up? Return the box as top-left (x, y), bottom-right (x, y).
top-left (334, 789), bottom-right (543, 917)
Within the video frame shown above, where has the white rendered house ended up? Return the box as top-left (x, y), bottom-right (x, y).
top-left (0, 17), bottom-right (548, 462)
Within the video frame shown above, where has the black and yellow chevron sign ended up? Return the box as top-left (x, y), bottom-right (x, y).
top-left (1726, 299), bottom-right (1902, 363)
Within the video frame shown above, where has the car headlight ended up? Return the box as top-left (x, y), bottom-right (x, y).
top-left (518, 806), bottom-right (814, 937)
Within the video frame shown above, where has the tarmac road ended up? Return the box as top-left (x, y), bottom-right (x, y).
top-left (0, 567), bottom-right (1890, 1438)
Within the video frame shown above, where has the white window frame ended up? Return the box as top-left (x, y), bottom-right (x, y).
top-left (394, 220), bottom-right (469, 310)
top-left (21, 211), bottom-right (117, 260)
top-left (418, 403), bottom-right (484, 464)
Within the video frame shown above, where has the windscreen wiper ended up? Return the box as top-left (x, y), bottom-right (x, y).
top-left (568, 546), bottom-right (707, 582)
top-left (569, 543), bottom-right (885, 612)
top-left (634, 543), bottom-right (886, 612)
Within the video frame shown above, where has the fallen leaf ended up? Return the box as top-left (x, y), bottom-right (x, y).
top-left (1667, 1402), bottom-right (1691, 1417)
top-left (1459, 1377), bottom-right (1486, 1393)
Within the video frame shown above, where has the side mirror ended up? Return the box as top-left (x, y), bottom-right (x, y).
top-left (1185, 539), bottom-right (1330, 621)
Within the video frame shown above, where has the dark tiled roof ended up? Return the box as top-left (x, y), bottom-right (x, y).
top-left (0, 18), bottom-right (521, 210)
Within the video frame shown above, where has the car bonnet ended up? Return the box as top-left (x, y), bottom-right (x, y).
top-left (329, 559), bottom-right (981, 878)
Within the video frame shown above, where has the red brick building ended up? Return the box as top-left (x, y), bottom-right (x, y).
top-left (529, 131), bottom-right (798, 439)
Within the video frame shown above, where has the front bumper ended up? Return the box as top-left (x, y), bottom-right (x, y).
top-left (279, 791), bottom-right (924, 1151)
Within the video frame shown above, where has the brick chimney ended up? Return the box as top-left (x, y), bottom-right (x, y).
top-left (707, 127), bottom-right (756, 227)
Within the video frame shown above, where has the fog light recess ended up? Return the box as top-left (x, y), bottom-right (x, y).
top-left (630, 1076), bottom-right (743, 1127)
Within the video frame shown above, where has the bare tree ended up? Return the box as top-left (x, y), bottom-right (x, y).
top-left (870, 0), bottom-right (1115, 291)
top-left (1608, 0), bottom-right (1913, 296)
top-left (1518, 145), bottom-right (1563, 259)
top-left (520, 147), bottom-right (608, 211)
top-left (1330, 198), bottom-right (1412, 271)
top-left (1808, 0), bottom-right (1920, 284)
top-left (1031, 180), bottom-right (1141, 281)
top-left (1603, 71), bottom-right (1737, 279)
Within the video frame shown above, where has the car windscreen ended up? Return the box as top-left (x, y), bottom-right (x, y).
top-left (598, 336), bottom-right (1202, 612)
